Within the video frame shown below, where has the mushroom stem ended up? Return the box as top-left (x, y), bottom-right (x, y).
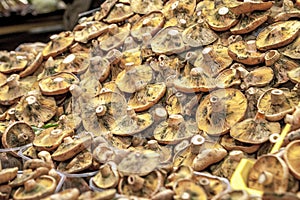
top-left (185, 52), bottom-right (198, 64)
top-left (265, 50), bottom-right (280, 66)
top-left (245, 40), bottom-right (257, 53)
top-left (190, 135), bottom-right (205, 154)
top-left (258, 171), bottom-right (273, 185)
top-left (96, 105), bottom-right (107, 117)
top-left (100, 164), bottom-right (112, 178)
top-left (108, 24), bottom-right (118, 35)
top-left (127, 175), bottom-right (145, 192)
top-left (6, 74), bottom-right (20, 88)
top-left (25, 96), bottom-right (37, 105)
top-left (8, 108), bottom-right (16, 121)
top-left (210, 96), bottom-right (224, 113)
top-left (127, 107), bottom-right (137, 120)
top-left (270, 89), bottom-right (285, 105)
top-left (254, 110), bottom-right (265, 121)
top-left (63, 137), bottom-right (74, 145)
top-left (153, 107), bottom-right (167, 122)
top-left (269, 133), bottom-right (280, 144)
top-left (167, 114), bottom-right (184, 128)
top-left (202, 47), bottom-right (214, 62)
top-left (218, 6), bottom-right (229, 16)
top-left (229, 150), bottom-right (244, 162)
top-left (199, 177), bottom-right (211, 192)
top-left (190, 67), bottom-right (203, 78)
top-left (147, 140), bottom-right (161, 151)
top-left (18, 133), bottom-right (29, 143)
top-left (106, 49), bottom-right (122, 64)
top-left (231, 63), bottom-right (249, 79)
top-left (181, 192), bottom-right (191, 200)
top-left (24, 179), bottom-right (37, 192)
top-left (69, 84), bottom-right (83, 98)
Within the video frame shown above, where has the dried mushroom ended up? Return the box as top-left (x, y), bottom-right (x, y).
top-left (154, 114), bottom-right (199, 144)
top-left (41, 188), bottom-right (80, 200)
top-left (57, 150), bottom-right (92, 173)
top-left (128, 82), bottom-right (166, 112)
top-left (228, 40), bottom-right (265, 65)
top-left (0, 184), bottom-right (12, 200)
top-left (104, 3), bottom-right (134, 23)
top-left (0, 52), bottom-right (28, 74)
top-left (173, 179), bottom-right (207, 200)
top-left (220, 135), bottom-right (261, 154)
top-left (19, 52), bottom-right (43, 78)
top-left (240, 66), bottom-right (274, 89)
top-left (256, 20), bottom-right (300, 51)
top-left (230, 11), bottom-right (268, 35)
top-left (13, 176), bottom-right (56, 200)
top-left (2, 121), bottom-right (35, 156)
top-left (228, 0), bottom-right (273, 15)
top-left (15, 92), bottom-right (57, 127)
top-left (57, 53), bottom-right (90, 75)
top-left (145, 140), bottom-right (172, 163)
top-left (0, 167), bottom-right (18, 184)
top-left (284, 140), bottom-right (300, 179)
top-left (51, 133), bottom-right (93, 161)
top-left (39, 72), bottom-right (79, 95)
top-left (33, 128), bottom-right (73, 151)
top-left (288, 67), bottom-right (300, 84)
top-left (74, 21), bottom-right (108, 44)
top-left (0, 72), bottom-right (6, 87)
top-left (151, 26), bottom-right (188, 55)
top-left (257, 88), bottom-right (296, 121)
top-left (118, 170), bottom-right (163, 198)
top-left (93, 162), bottom-right (119, 189)
top-left (115, 64), bottom-right (153, 93)
top-left (206, 6), bottom-right (239, 31)
top-left (219, 190), bottom-right (249, 200)
top-left (280, 36), bottom-right (300, 59)
top-left (42, 32), bottom-right (74, 59)
top-left (215, 68), bottom-right (241, 89)
top-left (248, 155), bottom-right (289, 193)
top-left (81, 55), bottom-right (111, 82)
top-left (131, 11), bottom-right (165, 42)
top-left (97, 23), bottom-right (131, 52)
top-left (117, 150), bottom-right (160, 176)
top-left (182, 23), bottom-right (218, 47)
top-left (9, 168), bottom-right (49, 188)
top-left (196, 88), bottom-right (248, 135)
top-left (78, 189), bottom-right (116, 200)
top-left (130, 0), bottom-right (163, 14)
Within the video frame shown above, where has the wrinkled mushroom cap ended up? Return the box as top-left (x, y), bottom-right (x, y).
top-left (104, 3), bottom-right (134, 23)
top-left (39, 72), bottom-right (79, 95)
top-left (0, 167), bottom-right (18, 184)
top-left (284, 140), bottom-right (300, 179)
top-left (74, 21), bottom-right (109, 44)
top-left (130, 0), bottom-right (163, 14)
top-left (13, 175), bottom-right (57, 200)
top-left (256, 20), bottom-right (300, 51)
top-left (57, 150), bottom-right (92, 173)
top-left (57, 53), bottom-right (90, 75)
top-left (196, 88), bottom-right (248, 135)
top-left (42, 31), bottom-right (74, 59)
top-left (248, 155), bottom-right (289, 193)
top-left (128, 82), bottom-right (166, 112)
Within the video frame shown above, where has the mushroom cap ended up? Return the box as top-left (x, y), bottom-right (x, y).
top-left (215, 68), bottom-right (241, 89)
top-left (117, 150), bottom-right (160, 176)
top-left (206, 7), bottom-right (239, 31)
top-left (242, 67), bottom-right (274, 89)
top-left (33, 128), bottom-right (74, 151)
top-left (41, 188), bottom-right (80, 200)
top-left (81, 91), bottom-right (127, 135)
top-left (98, 23), bottom-right (131, 52)
top-left (130, 0), bottom-right (163, 14)
top-left (173, 179), bottom-right (207, 200)
top-left (2, 121), bottom-right (35, 156)
top-left (150, 26), bottom-right (188, 55)
top-left (13, 175), bottom-right (57, 200)
top-left (288, 67), bottom-right (300, 84)
top-left (228, 40), bottom-right (265, 65)
top-left (284, 140), bottom-right (300, 180)
top-left (42, 31), bottom-right (74, 59)
top-left (39, 72), bottom-right (79, 95)
top-left (219, 190), bottom-right (249, 200)
top-left (230, 11), bottom-right (268, 35)
top-left (104, 3), bottom-right (134, 23)
top-left (256, 20), bottom-right (300, 51)
top-left (111, 112), bottom-right (153, 136)
top-left (74, 21), bottom-right (109, 44)
top-left (182, 23), bottom-right (218, 47)
top-left (257, 88), bottom-right (295, 121)
top-left (0, 72), bottom-right (6, 87)
top-left (15, 93), bottom-right (57, 127)
top-left (118, 170), bottom-right (163, 198)
top-left (273, 56), bottom-right (299, 86)
top-left (280, 36), bottom-right (300, 59)
top-left (57, 53), bottom-right (90, 75)
top-left (165, 92), bottom-right (184, 115)
top-left (57, 150), bottom-right (93, 173)
top-left (19, 52), bottom-right (43, 78)
top-left (154, 115), bottom-right (199, 144)
top-left (228, 0), bottom-right (273, 15)
top-left (220, 135), bottom-right (261, 154)
top-left (115, 64), bottom-right (153, 93)
top-left (94, 0), bottom-right (118, 21)
top-left (248, 155), bottom-right (289, 193)
top-left (16, 42), bottom-right (46, 55)
top-left (0, 52), bottom-right (28, 74)
top-left (0, 167), bottom-right (18, 184)
top-left (0, 184), bottom-right (12, 200)
top-left (131, 11), bottom-right (165, 41)
top-left (93, 162), bottom-right (119, 189)
top-left (196, 88), bottom-right (248, 135)
top-left (78, 189), bottom-right (117, 200)
top-left (230, 115), bottom-right (281, 144)
top-left (128, 82), bottom-right (166, 112)
top-left (51, 133), bottom-right (93, 161)
top-left (81, 55), bottom-right (110, 82)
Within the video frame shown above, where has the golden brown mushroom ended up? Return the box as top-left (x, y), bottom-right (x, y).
top-left (206, 6), bottom-right (239, 31)
top-left (288, 67), bottom-right (300, 84)
top-left (93, 162), bottom-right (120, 189)
top-left (227, 0), bottom-right (273, 15)
top-left (154, 114), bottom-right (199, 144)
top-left (0, 184), bottom-right (12, 200)
top-left (0, 51), bottom-right (28, 74)
top-left (145, 139), bottom-right (172, 163)
top-left (41, 188), bottom-right (80, 200)
top-left (78, 189), bottom-right (117, 200)
top-left (219, 190), bottom-right (249, 200)
top-left (0, 167), bottom-right (18, 185)
top-left (13, 176), bottom-right (57, 200)
top-left (74, 21), bottom-right (109, 44)
top-left (51, 133), bottom-right (93, 161)
top-left (284, 140), bottom-right (300, 179)
top-left (130, 0), bottom-right (163, 14)
top-left (39, 72), bottom-right (79, 95)
top-left (57, 150), bottom-right (93, 173)
top-left (196, 88), bottom-right (248, 136)
top-left (256, 20), bottom-right (300, 51)
top-left (15, 92), bottom-right (57, 127)
top-left (215, 68), bottom-right (241, 89)
top-left (279, 36), bottom-right (300, 59)
top-left (42, 31), bottom-right (74, 59)
top-left (94, 0), bottom-right (118, 21)
top-left (2, 121), bottom-right (35, 157)
top-left (104, 3), bottom-right (134, 23)
top-left (220, 135), bottom-right (261, 154)
top-left (248, 155), bottom-right (289, 193)
top-left (56, 53), bottom-right (90, 75)
top-left (173, 179), bottom-right (207, 200)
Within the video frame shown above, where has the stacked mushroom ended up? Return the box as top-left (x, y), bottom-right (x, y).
top-left (0, 0), bottom-right (300, 199)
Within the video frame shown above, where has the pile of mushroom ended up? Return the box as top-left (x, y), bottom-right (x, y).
top-left (0, 0), bottom-right (300, 199)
